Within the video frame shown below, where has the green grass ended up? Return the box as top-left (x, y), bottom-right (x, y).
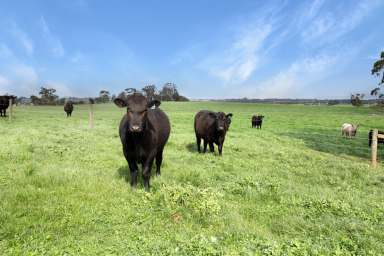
top-left (1, 102), bottom-right (384, 255)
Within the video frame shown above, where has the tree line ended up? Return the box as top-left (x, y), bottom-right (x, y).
top-left (25, 82), bottom-right (189, 105)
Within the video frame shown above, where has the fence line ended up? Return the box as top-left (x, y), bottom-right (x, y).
top-left (281, 133), bottom-right (370, 142)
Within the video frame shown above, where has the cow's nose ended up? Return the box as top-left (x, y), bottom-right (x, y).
top-left (131, 125), bottom-right (141, 131)
top-left (218, 127), bottom-right (224, 131)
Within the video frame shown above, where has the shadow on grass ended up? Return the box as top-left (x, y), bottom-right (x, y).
top-left (186, 142), bottom-right (198, 153)
top-left (282, 129), bottom-right (376, 159)
top-left (117, 166), bottom-right (130, 182)
top-left (116, 165), bottom-right (158, 184)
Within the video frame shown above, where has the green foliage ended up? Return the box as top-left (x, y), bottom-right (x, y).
top-left (371, 51), bottom-right (384, 85)
top-left (29, 87), bottom-right (58, 105)
top-left (1, 102), bottom-right (384, 255)
top-left (371, 51), bottom-right (384, 104)
top-left (97, 90), bottom-right (111, 103)
top-left (351, 93), bottom-right (364, 106)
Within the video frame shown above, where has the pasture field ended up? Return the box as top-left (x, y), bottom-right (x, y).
top-left (1, 102), bottom-right (384, 255)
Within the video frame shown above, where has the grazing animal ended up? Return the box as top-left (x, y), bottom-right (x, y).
top-left (368, 130), bottom-right (384, 147)
top-left (0, 95), bottom-right (16, 117)
top-left (114, 93), bottom-right (170, 191)
top-left (341, 123), bottom-right (359, 138)
top-left (64, 101), bottom-right (74, 117)
top-left (252, 115), bottom-right (264, 129)
top-left (194, 110), bottom-right (233, 155)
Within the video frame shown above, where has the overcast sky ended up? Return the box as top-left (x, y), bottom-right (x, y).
top-left (0, 0), bottom-right (383, 99)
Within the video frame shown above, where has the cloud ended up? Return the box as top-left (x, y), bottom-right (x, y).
top-left (0, 64), bottom-right (76, 97)
top-left (11, 64), bottom-right (40, 95)
top-left (200, 22), bottom-right (273, 83)
top-left (0, 64), bottom-right (40, 96)
top-left (69, 52), bottom-right (84, 63)
top-left (40, 16), bottom-right (65, 57)
top-left (0, 74), bottom-right (11, 94)
top-left (241, 54), bottom-right (340, 98)
top-left (301, 0), bottom-right (382, 45)
top-left (9, 23), bottom-right (34, 55)
top-left (44, 81), bottom-right (73, 97)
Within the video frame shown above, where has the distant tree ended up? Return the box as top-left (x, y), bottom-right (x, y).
top-left (160, 82), bottom-right (178, 101)
top-left (176, 95), bottom-right (190, 101)
top-left (327, 100), bottom-right (340, 106)
top-left (57, 98), bottom-right (66, 105)
top-left (30, 95), bottom-right (41, 105)
top-left (98, 90), bottom-right (110, 103)
top-left (142, 84), bottom-right (158, 101)
top-left (38, 87), bottom-right (59, 105)
top-left (111, 94), bottom-right (116, 101)
top-left (351, 93), bottom-right (364, 106)
top-left (371, 51), bottom-right (384, 104)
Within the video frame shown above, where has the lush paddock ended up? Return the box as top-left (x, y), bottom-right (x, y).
top-left (0, 102), bottom-right (383, 255)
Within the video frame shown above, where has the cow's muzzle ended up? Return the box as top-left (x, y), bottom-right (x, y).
top-left (130, 125), bottom-right (142, 133)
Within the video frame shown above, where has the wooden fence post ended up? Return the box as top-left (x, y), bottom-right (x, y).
top-left (89, 103), bottom-right (94, 129)
top-left (8, 98), bottom-right (13, 121)
top-left (371, 129), bottom-right (378, 168)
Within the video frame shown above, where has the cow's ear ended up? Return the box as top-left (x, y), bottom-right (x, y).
top-left (147, 100), bottom-right (161, 109)
top-left (226, 113), bottom-right (233, 118)
top-left (114, 98), bottom-right (127, 108)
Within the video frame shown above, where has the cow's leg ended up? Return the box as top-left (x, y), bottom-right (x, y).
top-left (128, 160), bottom-right (139, 187)
top-left (203, 140), bottom-right (208, 153)
top-left (218, 138), bottom-right (225, 156)
top-left (209, 142), bottom-right (214, 153)
top-left (3, 109), bottom-right (6, 117)
top-left (143, 160), bottom-right (154, 191)
top-left (155, 149), bottom-right (163, 176)
top-left (123, 145), bottom-right (138, 187)
top-left (142, 152), bottom-right (156, 191)
top-left (196, 136), bottom-right (201, 153)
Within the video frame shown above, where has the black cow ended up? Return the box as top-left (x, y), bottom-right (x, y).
top-left (194, 110), bottom-right (233, 155)
top-left (251, 115), bottom-right (264, 129)
top-left (369, 130), bottom-right (384, 147)
top-left (114, 93), bottom-right (170, 191)
top-left (64, 101), bottom-right (74, 117)
top-left (0, 95), bottom-right (16, 117)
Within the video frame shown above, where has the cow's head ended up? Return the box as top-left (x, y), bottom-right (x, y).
top-left (211, 112), bottom-right (233, 132)
top-left (352, 124), bottom-right (359, 135)
top-left (114, 93), bottom-right (160, 133)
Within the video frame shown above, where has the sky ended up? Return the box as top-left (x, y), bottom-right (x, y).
top-left (0, 0), bottom-right (383, 99)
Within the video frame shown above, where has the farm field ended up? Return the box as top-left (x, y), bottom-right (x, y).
top-left (1, 102), bottom-right (384, 255)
